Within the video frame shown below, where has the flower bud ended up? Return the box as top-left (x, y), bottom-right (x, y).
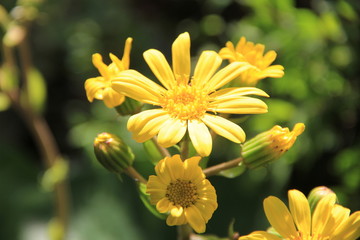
top-left (93, 132), bottom-right (134, 174)
top-left (307, 186), bottom-right (335, 213)
top-left (115, 97), bottom-right (142, 116)
top-left (242, 123), bottom-right (305, 169)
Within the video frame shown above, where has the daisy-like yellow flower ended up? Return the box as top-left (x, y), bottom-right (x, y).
top-left (239, 189), bottom-right (360, 240)
top-left (112, 32), bottom-right (269, 156)
top-left (146, 154), bottom-right (217, 233)
top-left (85, 37), bottom-right (132, 108)
top-left (219, 37), bottom-right (284, 86)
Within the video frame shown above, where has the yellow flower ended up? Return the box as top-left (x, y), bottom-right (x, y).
top-left (85, 37), bottom-right (132, 108)
top-left (239, 189), bottom-right (360, 240)
top-left (219, 37), bottom-right (284, 86)
top-left (146, 155), bottom-right (217, 233)
top-left (112, 32), bottom-right (268, 156)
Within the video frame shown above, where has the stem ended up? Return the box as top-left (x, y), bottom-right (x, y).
top-left (124, 166), bottom-right (147, 184)
top-left (151, 136), bottom-right (171, 157)
top-left (177, 224), bottom-right (193, 240)
top-left (203, 157), bottom-right (243, 177)
top-left (180, 135), bottom-right (189, 160)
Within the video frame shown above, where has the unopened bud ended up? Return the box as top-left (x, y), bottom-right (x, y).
top-left (94, 132), bottom-right (134, 174)
top-left (115, 97), bottom-right (142, 116)
top-left (308, 186), bottom-right (335, 213)
top-left (242, 123), bottom-right (305, 169)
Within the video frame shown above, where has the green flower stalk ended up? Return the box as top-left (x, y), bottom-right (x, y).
top-left (242, 123), bottom-right (305, 169)
top-left (93, 132), bottom-right (134, 174)
top-left (308, 186), bottom-right (335, 213)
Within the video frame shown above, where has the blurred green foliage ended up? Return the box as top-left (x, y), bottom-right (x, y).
top-left (1, 0), bottom-right (359, 239)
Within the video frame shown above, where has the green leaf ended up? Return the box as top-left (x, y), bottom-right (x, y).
top-left (0, 92), bottom-right (11, 111)
top-left (21, 67), bottom-right (47, 113)
top-left (137, 182), bottom-right (166, 220)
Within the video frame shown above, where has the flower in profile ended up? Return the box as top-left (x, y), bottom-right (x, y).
top-left (219, 37), bottom-right (284, 86)
top-left (239, 189), bottom-right (360, 240)
top-left (112, 32), bottom-right (268, 156)
top-left (242, 123), bottom-right (305, 169)
top-left (146, 155), bottom-right (217, 233)
top-left (85, 37), bottom-right (132, 108)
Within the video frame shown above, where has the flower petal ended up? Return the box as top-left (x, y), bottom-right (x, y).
top-left (239, 231), bottom-right (282, 240)
top-left (288, 189), bottom-right (311, 235)
top-left (263, 196), bottom-right (298, 238)
top-left (127, 109), bottom-right (167, 132)
top-left (192, 51), bottom-right (222, 88)
top-left (172, 32), bottom-right (191, 82)
top-left (202, 114), bottom-right (245, 143)
top-left (183, 156), bottom-right (203, 181)
top-left (206, 61), bottom-right (253, 91)
top-left (102, 87), bottom-right (125, 108)
top-left (163, 154), bottom-right (185, 180)
top-left (112, 70), bottom-right (165, 105)
top-left (332, 211), bottom-right (360, 240)
top-left (166, 213), bottom-right (187, 226)
top-left (208, 97), bottom-right (268, 114)
top-left (84, 77), bottom-right (107, 102)
top-left (156, 197), bottom-right (172, 213)
top-left (210, 87), bottom-right (269, 99)
top-left (312, 193), bottom-right (337, 235)
top-left (188, 120), bottom-right (212, 157)
top-left (185, 205), bottom-right (206, 233)
top-left (157, 118), bottom-right (187, 148)
top-left (143, 49), bottom-right (175, 89)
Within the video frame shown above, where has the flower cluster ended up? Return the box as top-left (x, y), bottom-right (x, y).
top-left (85, 32), bottom-right (359, 238)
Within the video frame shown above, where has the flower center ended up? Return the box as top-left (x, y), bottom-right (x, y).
top-left (166, 179), bottom-right (198, 208)
top-left (160, 84), bottom-right (209, 120)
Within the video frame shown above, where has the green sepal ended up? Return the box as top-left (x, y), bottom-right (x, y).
top-left (115, 97), bottom-right (142, 116)
top-left (143, 140), bottom-right (163, 165)
top-left (137, 182), bottom-right (167, 220)
top-left (218, 162), bottom-right (246, 178)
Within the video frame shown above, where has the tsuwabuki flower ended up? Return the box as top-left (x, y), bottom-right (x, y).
top-left (239, 189), bottom-right (360, 240)
top-left (146, 155), bottom-right (217, 233)
top-left (219, 37), bottom-right (284, 86)
top-left (85, 37), bottom-right (132, 108)
top-left (112, 32), bottom-right (269, 156)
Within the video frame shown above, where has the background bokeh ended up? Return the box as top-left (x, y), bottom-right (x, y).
top-left (1, 0), bottom-right (359, 239)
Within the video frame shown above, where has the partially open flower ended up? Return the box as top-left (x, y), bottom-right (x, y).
top-left (146, 155), bottom-right (217, 233)
top-left (242, 123), bottom-right (305, 169)
top-left (85, 37), bottom-right (132, 108)
top-left (219, 37), bottom-right (284, 86)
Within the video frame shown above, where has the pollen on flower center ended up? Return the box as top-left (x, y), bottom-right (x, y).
top-left (160, 85), bottom-right (209, 120)
top-left (166, 179), bottom-right (198, 208)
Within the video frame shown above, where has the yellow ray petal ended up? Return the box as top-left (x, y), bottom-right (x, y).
top-left (92, 53), bottom-right (109, 78)
top-left (183, 156), bottom-right (203, 181)
top-left (112, 70), bottom-right (165, 105)
top-left (192, 51), bottom-right (222, 88)
top-left (208, 97), bottom-right (268, 114)
top-left (121, 37), bottom-right (133, 70)
top-left (312, 193), bottom-right (337, 235)
top-left (263, 196), bottom-right (298, 238)
top-left (143, 49), bottom-right (175, 89)
top-left (332, 211), bottom-right (360, 240)
top-left (206, 61), bottom-right (253, 91)
top-left (288, 189), bottom-right (311, 235)
top-left (166, 213), bottom-right (187, 226)
top-left (157, 118), bottom-right (187, 148)
top-left (84, 77), bottom-right (107, 101)
top-left (210, 87), bottom-right (269, 99)
top-left (172, 32), bottom-right (191, 81)
top-left (127, 109), bottom-right (167, 132)
top-left (323, 204), bottom-right (350, 236)
top-left (163, 154), bottom-right (185, 180)
top-left (102, 87), bottom-right (125, 108)
top-left (185, 205), bottom-right (206, 233)
top-left (156, 197), bottom-right (173, 213)
top-left (239, 231), bottom-right (282, 240)
top-left (188, 120), bottom-right (212, 157)
top-left (202, 114), bottom-right (245, 143)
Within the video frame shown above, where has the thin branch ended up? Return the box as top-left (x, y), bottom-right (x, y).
top-left (203, 157), bottom-right (243, 177)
